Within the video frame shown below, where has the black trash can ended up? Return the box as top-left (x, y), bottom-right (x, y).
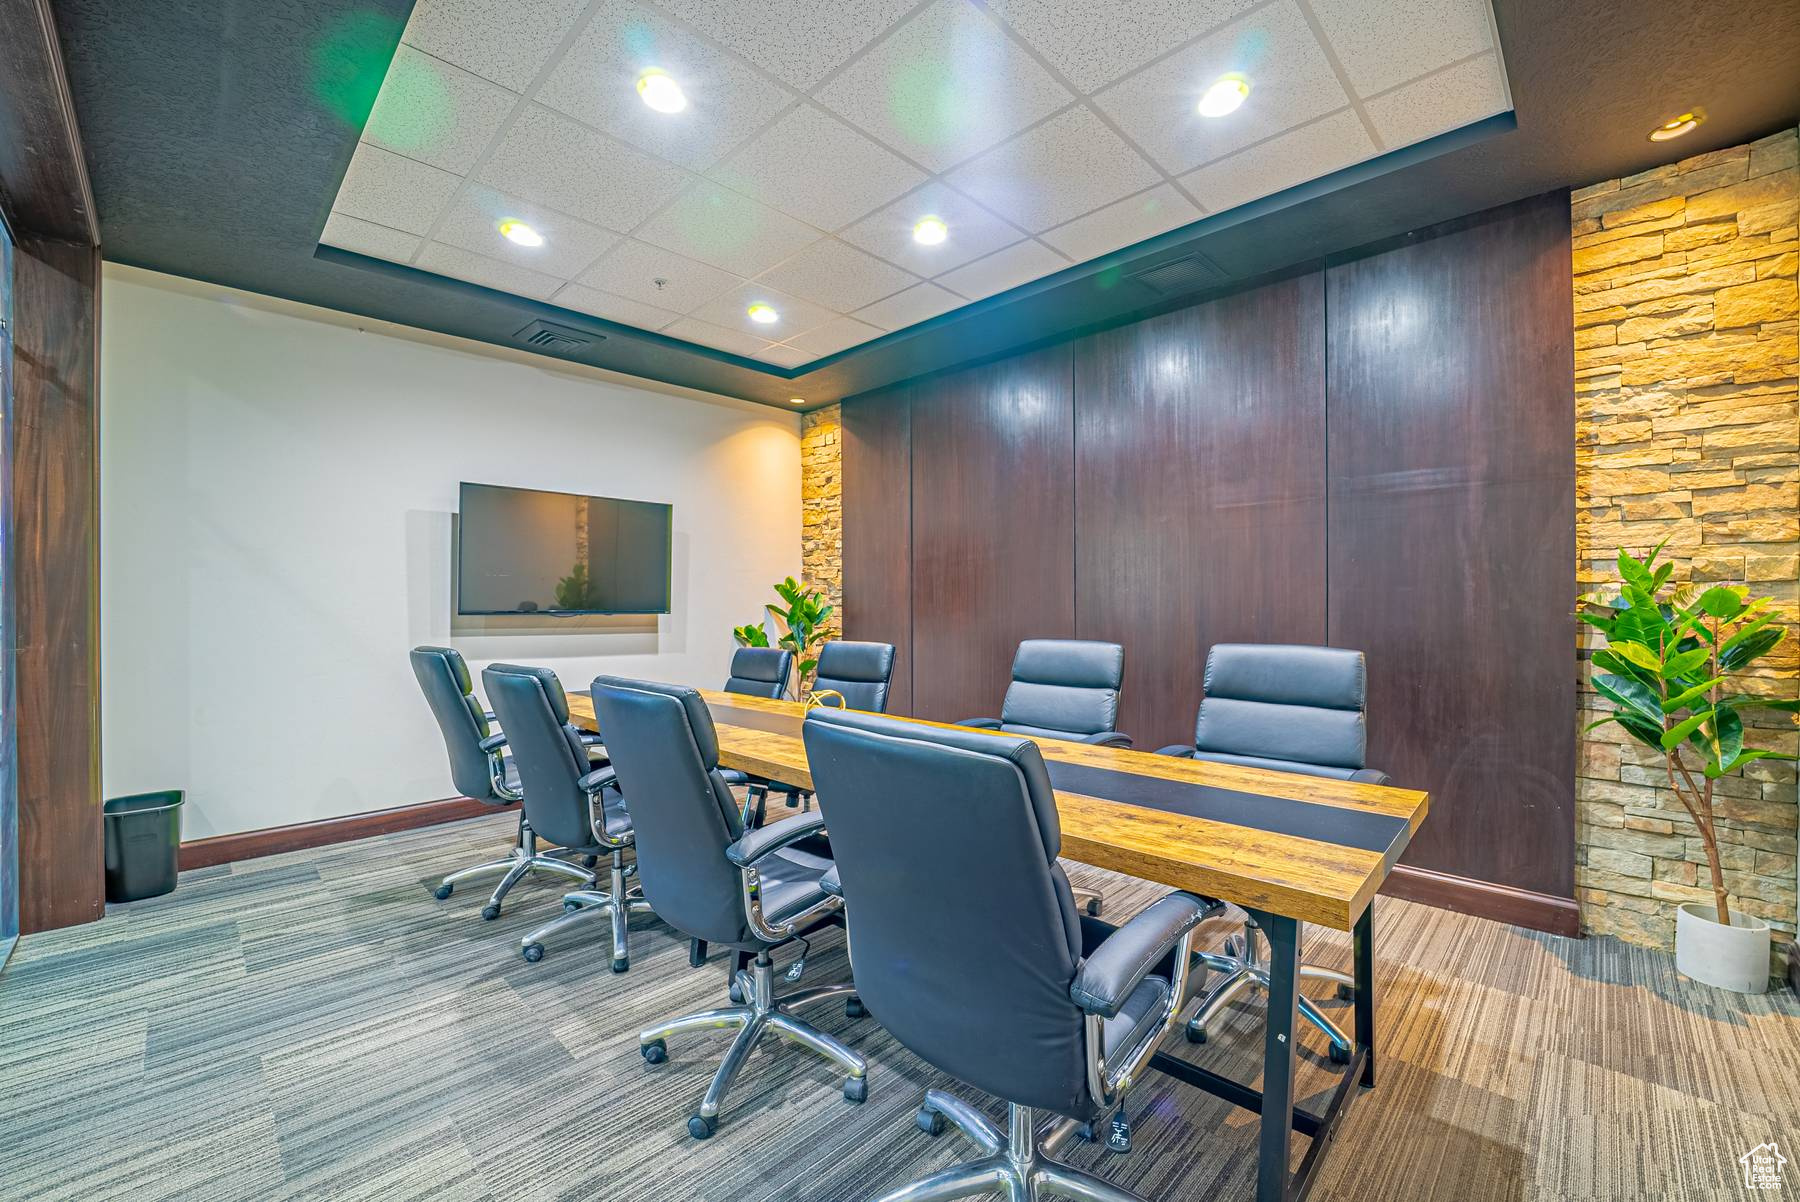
top-left (103, 790), bottom-right (184, 903)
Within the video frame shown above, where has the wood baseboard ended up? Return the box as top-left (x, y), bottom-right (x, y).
top-left (1382, 863), bottom-right (1582, 937)
top-left (178, 797), bottom-right (507, 871)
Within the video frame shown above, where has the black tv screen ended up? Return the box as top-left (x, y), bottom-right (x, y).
top-left (458, 483), bottom-right (672, 615)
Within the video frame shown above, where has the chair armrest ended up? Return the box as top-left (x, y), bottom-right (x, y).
top-left (1071, 892), bottom-right (1215, 1019)
top-left (818, 864), bottom-right (843, 898)
top-left (1080, 731), bottom-right (1133, 748)
top-left (1153, 744), bottom-right (1194, 758)
top-left (577, 766), bottom-right (617, 795)
top-left (477, 733), bottom-right (507, 754)
top-left (577, 732), bottom-right (604, 746)
top-left (719, 768), bottom-right (750, 787)
top-left (726, 813), bottom-right (829, 867)
top-left (1349, 767), bottom-right (1392, 785)
top-left (958, 717), bottom-right (1003, 730)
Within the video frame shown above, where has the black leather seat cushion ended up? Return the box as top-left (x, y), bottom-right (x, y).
top-left (755, 845), bottom-right (835, 926)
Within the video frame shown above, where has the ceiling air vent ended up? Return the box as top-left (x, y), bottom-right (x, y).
top-left (514, 319), bottom-right (601, 355)
top-left (1123, 252), bottom-right (1226, 298)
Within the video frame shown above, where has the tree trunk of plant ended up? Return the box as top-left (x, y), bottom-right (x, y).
top-left (1667, 749), bottom-right (1732, 927)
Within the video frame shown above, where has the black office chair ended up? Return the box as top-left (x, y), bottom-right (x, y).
top-left (750, 639), bottom-right (897, 823)
top-left (592, 675), bottom-right (865, 1140)
top-left (482, 664), bottom-right (650, 968)
top-left (804, 707), bottom-right (1214, 1202)
top-left (723, 646), bottom-right (793, 699)
top-left (1157, 643), bottom-right (1386, 1058)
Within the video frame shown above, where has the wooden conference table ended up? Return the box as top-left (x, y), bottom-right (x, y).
top-left (565, 687), bottom-right (1429, 1202)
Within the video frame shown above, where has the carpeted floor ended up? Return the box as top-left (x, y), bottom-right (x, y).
top-left (2, 811), bottom-right (1796, 1202)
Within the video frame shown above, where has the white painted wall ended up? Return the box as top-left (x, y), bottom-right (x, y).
top-left (100, 265), bottom-right (800, 839)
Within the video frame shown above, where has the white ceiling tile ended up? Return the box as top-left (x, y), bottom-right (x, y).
top-left (815, 0), bottom-right (1073, 174)
top-left (474, 105), bottom-right (690, 234)
top-left (415, 242), bottom-right (565, 299)
top-left (711, 105), bottom-right (925, 232)
top-left (754, 239), bottom-right (918, 313)
top-left (936, 240), bottom-right (1068, 301)
top-left (1177, 108), bottom-right (1375, 212)
top-left (1093, 0), bottom-right (1350, 175)
top-left (688, 281), bottom-right (836, 342)
top-left (655, 0), bottom-right (919, 91)
top-left (1310, 0), bottom-right (1496, 97)
top-left (552, 283), bottom-right (683, 330)
top-left (853, 282), bottom-right (963, 330)
top-left (321, 212), bottom-right (421, 263)
top-left (946, 106), bottom-right (1161, 232)
top-left (839, 181), bottom-right (1025, 277)
top-left (755, 343), bottom-right (816, 369)
top-left (634, 180), bottom-right (823, 279)
top-left (537, 1), bottom-right (795, 173)
top-left (986, 0), bottom-right (1262, 93)
top-left (334, 143), bottom-right (461, 234)
top-left (786, 316), bottom-right (886, 357)
top-left (403, 0), bottom-right (588, 92)
top-left (578, 238), bottom-right (745, 313)
top-left (663, 316), bottom-right (773, 356)
top-left (434, 184), bottom-right (619, 277)
top-left (1363, 54), bottom-right (1510, 149)
top-left (1039, 183), bottom-right (1202, 260)
top-left (361, 46), bottom-right (518, 174)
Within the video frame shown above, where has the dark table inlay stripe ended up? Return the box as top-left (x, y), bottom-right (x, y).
top-left (1042, 760), bottom-right (1407, 855)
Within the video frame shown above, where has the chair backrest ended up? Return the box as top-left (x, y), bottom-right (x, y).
top-left (803, 708), bottom-right (1089, 1117)
top-left (1193, 644), bottom-right (1368, 776)
top-left (724, 646), bottom-right (793, 699)
top-left (590, 676), bottom-right (751, 946)
top-left (481, 664), bottom-right (596, 849)
top-left (998, 639), bottom-right (1124, 738)
top-left (409, 645), bottom-right (505, 802)
top-left (810, 640), bottom-right (895, 712)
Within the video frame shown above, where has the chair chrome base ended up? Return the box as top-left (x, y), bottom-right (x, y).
top-left (519, 850), bottom-right (652, 969)
top-left (639, 950), bottom-right (866, 1139)
top-left (433, 818), bottom-right (597, 921)
top-left (1186, 920), bottom-right (1354, 1059)
top-left (879, 1092), bottom-right (1145, 1202)
top-left (1070, 886), bottom-right (1103, 917)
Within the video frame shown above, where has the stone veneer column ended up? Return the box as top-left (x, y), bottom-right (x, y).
top-left (1573, 127), bottom-right (1800, 954)
top-left (800, 405), bottom-right (843, 631)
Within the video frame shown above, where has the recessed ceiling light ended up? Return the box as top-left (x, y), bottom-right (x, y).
top-left (1197, 75), bottom-right (1250, 118)
top-left (747, 303), bottom-right (779, 325)
top-left (498, 219), bottom-right (544, 247)
top-left (637, 68), bottom-right (687, 114)
top-left (788, 397), bottom-right (806, 405)
top-left (912, 216), bottom-right (948, 246)
top-left (1648, 109), bottom-right (1704, 142)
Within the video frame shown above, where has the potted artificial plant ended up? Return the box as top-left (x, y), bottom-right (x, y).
top-left (1581, 543), bottom-right (1799, 992)
top-left (733, 576), bottom-right (833, 700)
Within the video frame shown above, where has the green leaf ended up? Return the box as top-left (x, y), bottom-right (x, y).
top-left (1617, 548), bottom-right (1651, 590)
top-left (1695, 585), bottom-right (1748, 620)
top-left (1661, 709), bottom-right (1713, 750)
top-left (1605, 642), bottom-right (1663, 673)
top-left (1662, 677), bottom-right (1723, 711)
top-left (1704, 748), bottom-right (1796, 778)
top-left (1616, 714), bottom-right (1666, 749)
top-left (1721, 627), bottom-right (1783, 671)
top-left (1593, 673), bottom-right (1664, 726)
top-left (1662, 647), bottom-right (1710, 677)
top-left (1721, 612), bottom-right (1779, 654)
top-left (1713, 705), bottom-right (1743, 768)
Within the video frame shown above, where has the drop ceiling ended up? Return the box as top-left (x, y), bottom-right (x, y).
top-left (323, 0), bottom-right (1512, 369)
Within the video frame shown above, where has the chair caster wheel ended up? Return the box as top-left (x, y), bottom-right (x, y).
top-left (481, 903), bottom-right (501, 921)
top-left (845, 997), bottom-right (866, 1019)
top-left (1075, 1121), bottom-right (1095, 1143)
top-left (1329, 1042), bottom-right (1351, 1065)
top-left (521, 943), bottom-right (544, 963)
top-left (583, 855), bottom-right (598, 868)
top-left (1084, 896), bottom-right (1102, 917)
top-left (611, 957), bottom-right (629, 974)
top-left (1185, 1022), bottom-right (1208, 1045)
top-left (843, 1077), bottom-right (867, 1104)
top-left (433, 883), bottom-right (453, 900)
top-left (1336, 983), bottom-right (1355, 1002)
top-left (915, 1106), bottom-right (945, 1137)
top-left (729, 983), bottom-right (745, 1004)
top-left (688, 1114), bottom-right (716, 1140)
top-left (641, 1040), bottom-right (667, 1065)
top-left (563, 899), bottom-right (582, 913)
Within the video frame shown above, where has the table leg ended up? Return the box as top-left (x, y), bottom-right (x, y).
top-left (1353, 905), bottom-right (1375, 1089)
top-left (1254, 908), bottom-right (1300, 1202)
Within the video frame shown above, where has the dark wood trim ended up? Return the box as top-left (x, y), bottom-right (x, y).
top-left (0, 0), bottom-right (98, 243)
top-left (1382, 863), bottom-right (1582, 937)
top-left (178, 796), bottom-right (508, 871)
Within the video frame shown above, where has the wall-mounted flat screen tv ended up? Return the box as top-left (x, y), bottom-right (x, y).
top-left (458, 482), bottom-right (672, 615)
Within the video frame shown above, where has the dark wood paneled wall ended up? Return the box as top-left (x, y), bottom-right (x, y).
top-left (909, 344), bottom-right (1075, 722)
top-left (839, 192), bottom-right (1577, 927)
top-left (1074, 273), bottom-right (1328, 753)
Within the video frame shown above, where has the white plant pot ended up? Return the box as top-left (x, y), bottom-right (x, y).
top-left (1674, 901), bottom-right (1770, 993)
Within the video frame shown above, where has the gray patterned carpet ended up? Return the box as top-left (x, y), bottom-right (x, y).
top-left (2, 811), bottom-right (1796, 1201)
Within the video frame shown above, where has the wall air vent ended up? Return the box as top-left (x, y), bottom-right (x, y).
top-left (1123, 252), bottom-right (1227, 298)
top-left (514, 320), bottom-right (600, 355)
